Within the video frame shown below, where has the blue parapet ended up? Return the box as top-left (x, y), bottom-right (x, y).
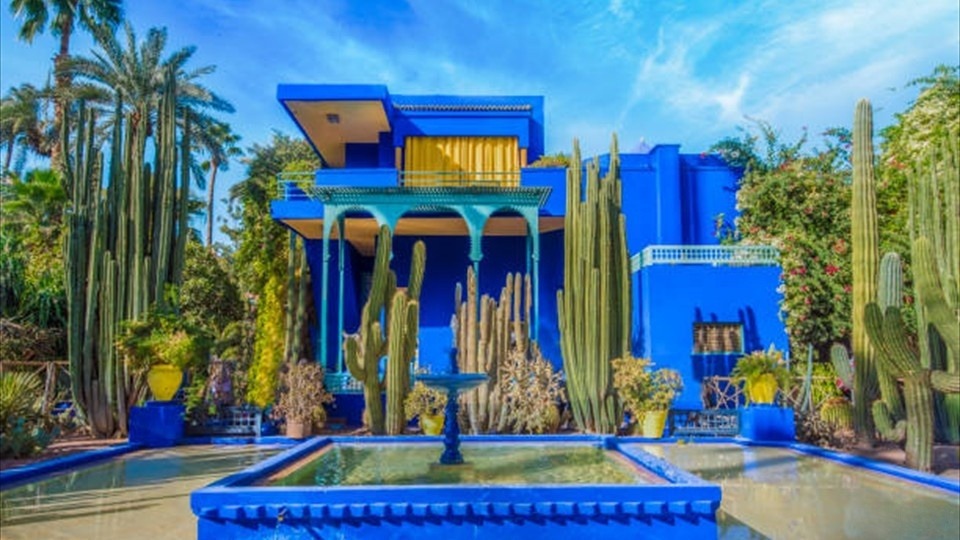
top-left (739, 406), bottom-right (796, 442)
top-left (191, 435), bottom-right (721, 539)
top-left (129, 401), bottom-right (185, 447)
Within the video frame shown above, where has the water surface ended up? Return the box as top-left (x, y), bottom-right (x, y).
top-left (0, 445), bottom-right (282, 540)
top-left (271, 443), bottom-right (662, 486)
top-left (632, 443), bottom-right (960, 540)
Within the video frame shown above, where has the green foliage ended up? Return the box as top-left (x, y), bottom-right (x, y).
top-left (0, 371), bottom-right (56, 459)
top-left (731, 347), bottom-right (792, 391)
top-left (528, 152), bottom-right (571, 168)
top-left (247, 273), bottom-right (285, 407)
top-left (714, 123), bottom-right (852, 354)
top-left (116, 303), bottom-right (213, 373)
top-left (612, 356), bottom-right (683, 419)
top-left (227, 133), bottom-right (319, 295)
top-left (404, 381), bottom-right (447, 420)
top-left (271, 360), bottom-right (334, 424)
top-left (0, 169), bottom-right (67, 327)
top-left (180, 239), bottom-right (243, 335)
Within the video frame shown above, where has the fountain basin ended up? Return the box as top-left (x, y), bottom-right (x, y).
top-left (191, 435), bottom-right (720, 539)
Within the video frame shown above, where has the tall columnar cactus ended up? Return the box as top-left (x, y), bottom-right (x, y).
top-left (851, 99), bottom-right (881, 440)
top-left (557, 136), bottom-right (630, 434)
top-left (64, 69), bottom-right (190, 437)
top-left (451, 268), bottom-right (530, 433)
top-left (343, 226), bottom-right (425, 435)
top-left (909, 134), bottom-right (960, 443)
top-left (870, 253), bottom-right (907, 442)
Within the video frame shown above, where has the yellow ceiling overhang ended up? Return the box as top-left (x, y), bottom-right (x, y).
top-left (280, 216), bottom-right (566, 256)
top-left (284, 100), bottom-right (390, 167)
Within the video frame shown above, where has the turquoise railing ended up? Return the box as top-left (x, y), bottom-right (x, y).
top-left (276, 170), bottom-right (525, 200)
top-left (636, 245), bottom-right (779, 267)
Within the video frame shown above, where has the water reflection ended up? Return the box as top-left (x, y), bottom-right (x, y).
top-left (632, 443), bottom-right (959, 540)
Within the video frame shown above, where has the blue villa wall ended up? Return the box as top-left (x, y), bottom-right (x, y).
top-left (308, 232), bottom-right (565, 376)
top-left (638, 264), bottom-right (788, 410)
top-left (275, 84), bottom-right (787, 417)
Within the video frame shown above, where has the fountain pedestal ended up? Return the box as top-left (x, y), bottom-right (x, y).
top-left (416, 373), bottom-right (487, 465)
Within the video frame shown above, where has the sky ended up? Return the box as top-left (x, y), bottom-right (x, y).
top-left (2, 0), bottom-right (959, 244)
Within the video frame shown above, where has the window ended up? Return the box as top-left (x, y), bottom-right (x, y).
top-left (693, 323), bottom-right (743, 354)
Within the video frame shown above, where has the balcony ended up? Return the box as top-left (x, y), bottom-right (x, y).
top-left (276, 167), bottom-right (567, 214)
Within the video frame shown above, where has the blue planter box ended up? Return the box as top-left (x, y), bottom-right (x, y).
top-left (129, 401), bottom-right (185, 447)
top-left (739, 406), bottom-right (795, 442)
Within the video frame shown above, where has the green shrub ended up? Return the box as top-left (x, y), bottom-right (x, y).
top-left (612, 356), bottom-right (683, 419)
top-left (0, 371), bottom-right (57, 459)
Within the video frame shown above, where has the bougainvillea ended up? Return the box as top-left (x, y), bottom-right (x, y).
top-left (713, 122), bottom-right (852, 359)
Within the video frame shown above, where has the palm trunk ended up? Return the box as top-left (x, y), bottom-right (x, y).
top-left (4, 141), bottom-right (13, 173)
top-left (51, 15), bottom-right (73, 173)
top-left (205, 161), bottom-right (219, 246)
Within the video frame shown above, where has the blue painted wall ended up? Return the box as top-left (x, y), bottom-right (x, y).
top-left (638, 264), bottom-right (787, 410)
top-left (306, 231), bottom-right (564, 375)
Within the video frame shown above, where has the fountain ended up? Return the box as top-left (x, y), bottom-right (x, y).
top-left (414, 348), bottom-right (486, 465)
top-left (190, 349), bottom-right (721, 539)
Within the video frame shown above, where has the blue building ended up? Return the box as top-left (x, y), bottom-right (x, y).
top-left (270, 84), bottom-right (787, 415)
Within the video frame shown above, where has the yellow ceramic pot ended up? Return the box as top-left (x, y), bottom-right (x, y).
top-left (747, 373), bottom-right (778, 404)
top-left (420, 413), bottom-right (445, 435)
top-left (640, 410), bottom-right (669, 438)
top-left (146, 364), bottom-right (183, 401)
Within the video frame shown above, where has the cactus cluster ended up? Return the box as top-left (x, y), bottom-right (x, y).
top-left (343, 226), bottom-right (425, 435)
top-left (63, 71), bottom-right (190, 437)
top-left (909, 134), bottom-right (960, 443)
top-left (451, 268), bottom-right (531, 433)
top-left (557, 136), bottom-right (630, 434)
top-left (848, 100), bottom-right (960, 471)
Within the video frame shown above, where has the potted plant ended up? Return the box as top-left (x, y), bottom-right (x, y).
top-left (117, 306), bottom-right (212, 401)
top-left (404, 381), bottom-right (447, 435)
top-left (272, 360), bottom-right (334, 439)
top-left (730, 346), bottom-right (791, 405)
top-left (612, 356), bottom-right (683, 438)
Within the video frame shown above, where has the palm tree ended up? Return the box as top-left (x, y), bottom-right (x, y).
top-left (66, 22), bottom-right (234, 139)
top-left (0, 83), bottom-right (52, 174)
top-left (8, 0), bottom-right (122, 167)
top-left (196, 119), bottom-right (243, 246)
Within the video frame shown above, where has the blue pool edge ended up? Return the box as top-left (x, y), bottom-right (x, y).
top-left (0, 442), bottom-right (142, 490)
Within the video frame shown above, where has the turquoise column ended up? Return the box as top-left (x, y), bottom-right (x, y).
top-left (528, 213), bottom-right (540, 342)
top-left (319, 211), bottom-right (333, 371)
top-left (336, 215), bottom-right (346, 373)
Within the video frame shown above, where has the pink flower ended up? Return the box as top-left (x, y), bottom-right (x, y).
top-left (825, 264), bottom-right (839, 276)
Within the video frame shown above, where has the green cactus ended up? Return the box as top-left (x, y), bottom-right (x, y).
top-left (850, 99), bottom-right (881, 440)
top-left (557, 136), bottom-right (630, 434)
top-left (908, 132), bottom-right (959, 443)
top-left (63, 69), bottom-right (189, 437)
top-left (869, 252), bottom-right (907, 441)
top-left (384, 240), bottom-right (425, 435)
top-left (343, 226), bottom-right (425, 435)
top-left (864, 302), bottom-right (959, 471)
top-left (830, 344), bottom-right (854, 390)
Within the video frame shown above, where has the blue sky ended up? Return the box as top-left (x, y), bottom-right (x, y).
top-left (2, 0), bottom-right (958, 242)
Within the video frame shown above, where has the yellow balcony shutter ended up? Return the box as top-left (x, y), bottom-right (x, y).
top-left (404, 136), bottom-right (519, 186)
